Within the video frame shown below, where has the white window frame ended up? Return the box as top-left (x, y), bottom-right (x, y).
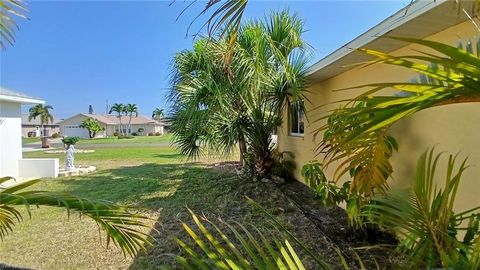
top-left (289, 101), bottom-right (304, 137)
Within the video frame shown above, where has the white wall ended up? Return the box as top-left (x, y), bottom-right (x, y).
top-left (18, 158), bottom-right (59, 178)
top-left (0, 101), bottom-right (22, 177)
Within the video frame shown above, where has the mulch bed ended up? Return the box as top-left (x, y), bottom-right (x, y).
top-left (132, 162), bottom-right (401, 269)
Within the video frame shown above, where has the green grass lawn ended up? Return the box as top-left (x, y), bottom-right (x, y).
top-left (77, 134), bottom-right (173, 145)
top-left (22, 137), bottom-right (40, 144)
top-left (1, 136), bottom-right (391, 269)
top-left (2, 138), bottom-right (321, 269)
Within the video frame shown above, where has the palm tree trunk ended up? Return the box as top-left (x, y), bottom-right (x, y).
top-left (238, 132), bottom-right (247, 167)
top-left (128, 115), bottom-right (132, 135)
top-left (254, 148), bottom-right (274, 179)
top-left (118, 116), bottom-right (123, 136)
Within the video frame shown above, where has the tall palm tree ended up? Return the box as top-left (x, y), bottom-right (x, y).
top-left (109, 103), bottom-right (125, 136)
top-left (125, 103), bottom-right (138, 135)
top-left (151, 108), bottom-right (164, 121)
top-left (170, 11), bottom-right (310, 176)
top-left (28, 104), bottom-right (54, 137)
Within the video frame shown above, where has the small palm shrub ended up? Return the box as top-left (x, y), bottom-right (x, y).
top-left (301, 161), bottom-right (366, 226)
top-left (61, 136), bottom-right (80, 146)
top-left (364, 148), bottom-right (480, 269)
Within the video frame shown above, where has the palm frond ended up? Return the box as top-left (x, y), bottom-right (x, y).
top-left (317, 37), bottom-right (480, 195)
top-left (177, 209), bottom-right (311, 270)
top-left (317, 102), bottom-right (398, 196)
top-left (0, 0), bottom-right (27, 49)
top-left (0, 179), bottom-right (153, 257)
top-left (364, 148), bottom-right (480, 268)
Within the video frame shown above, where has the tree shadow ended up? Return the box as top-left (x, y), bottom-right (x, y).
top-left (55, 162), bottom-right (230, 212)
top-left (150, 153), bottom-right (184, 160)
top-left (51, 162), bottom-right (396, 269)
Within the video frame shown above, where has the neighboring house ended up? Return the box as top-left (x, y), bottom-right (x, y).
top-left (21, 114), bottom-right (60, 137)
top-left (277, 1), bottom-right (479, 213)
top-left (57, 113), bottom-right (165, 138)
top-left (0, 88), bottom-right (58, 178)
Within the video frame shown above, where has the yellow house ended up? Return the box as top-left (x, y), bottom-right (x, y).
top-left (278, 0), bottom-right (480, 212)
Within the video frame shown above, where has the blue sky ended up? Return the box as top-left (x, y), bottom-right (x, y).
top-left (1, 0), bottom-right (410, 119)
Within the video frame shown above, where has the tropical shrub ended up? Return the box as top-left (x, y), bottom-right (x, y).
top-left (80, 117), bottom-right (103, 138)
top-left (301, 162), bottom-right (364, 226)
top-left (170, 11), bottom-right (309, 178)
top-left (131, 132), bottom-right (138, 136)
top-left (317, 37), bottom-right (480, 198)
top-left (301, 161), bottom-right (327, 189)
top-left (365, 148), bottom-right (480, 269)
top-left (308, 38), bottom-right (480, 257)
top-left (61, 136), bottom-right (80, 146)
top-left (314, 181), bottom-right (351, 208)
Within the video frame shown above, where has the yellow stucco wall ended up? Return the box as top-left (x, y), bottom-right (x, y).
top-left (278, 20), bottom-right (480, 213)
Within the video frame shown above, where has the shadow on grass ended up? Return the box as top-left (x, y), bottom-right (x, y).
top-left (56, 162), bottom-right (237, 212)
top-left (150, 153), bottom-right (184, 159)
top-left (52, 162), bottom-right (249, 268)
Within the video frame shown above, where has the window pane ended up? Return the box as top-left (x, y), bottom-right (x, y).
top-left (290, 104), bottom-right (298, 133)
top-left (299, 108), bottom-right (304, 134)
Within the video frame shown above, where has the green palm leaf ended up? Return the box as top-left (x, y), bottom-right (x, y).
top-left (364, 148), bottom-right (480, 268)
top-left (176, 209), bottom-right (308, 270)
top-left (317, 37), bottom-right (480, 196)
top-left (0, 178), bottom-right (153, 257)
top-left (0, 0), bottom-right (27, 49)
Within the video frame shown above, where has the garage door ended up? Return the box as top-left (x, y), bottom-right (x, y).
top-left (63, 125), bottom-right (89, 138)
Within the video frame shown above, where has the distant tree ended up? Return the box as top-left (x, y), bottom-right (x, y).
top-left (80, 118), bottom-right (103, 138)
top-left (125, 104), bottom-right (138, 135)
top-left (152, 108), bottom-right (164, 121)
top-left (88, 105), bottom-right (94, 114)
top-left (28, 104), bottom-right (54, 137)
top-left (109, 103), bottom-right (125, 136)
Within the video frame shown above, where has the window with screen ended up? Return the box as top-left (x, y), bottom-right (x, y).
top-left (290, 101), bottom-right (304, 136)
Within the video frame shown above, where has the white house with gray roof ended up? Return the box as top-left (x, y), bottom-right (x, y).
top-left (0, 87), bottom-right (58, 178)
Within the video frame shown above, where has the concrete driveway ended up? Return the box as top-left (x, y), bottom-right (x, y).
top-left (22, 138), bottom-right (63, 152)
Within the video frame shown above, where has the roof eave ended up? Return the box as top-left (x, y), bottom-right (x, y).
top-left (305, 0), bottom-right (448, 80)
top-left (0, 95), bottom-right (45, 105)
